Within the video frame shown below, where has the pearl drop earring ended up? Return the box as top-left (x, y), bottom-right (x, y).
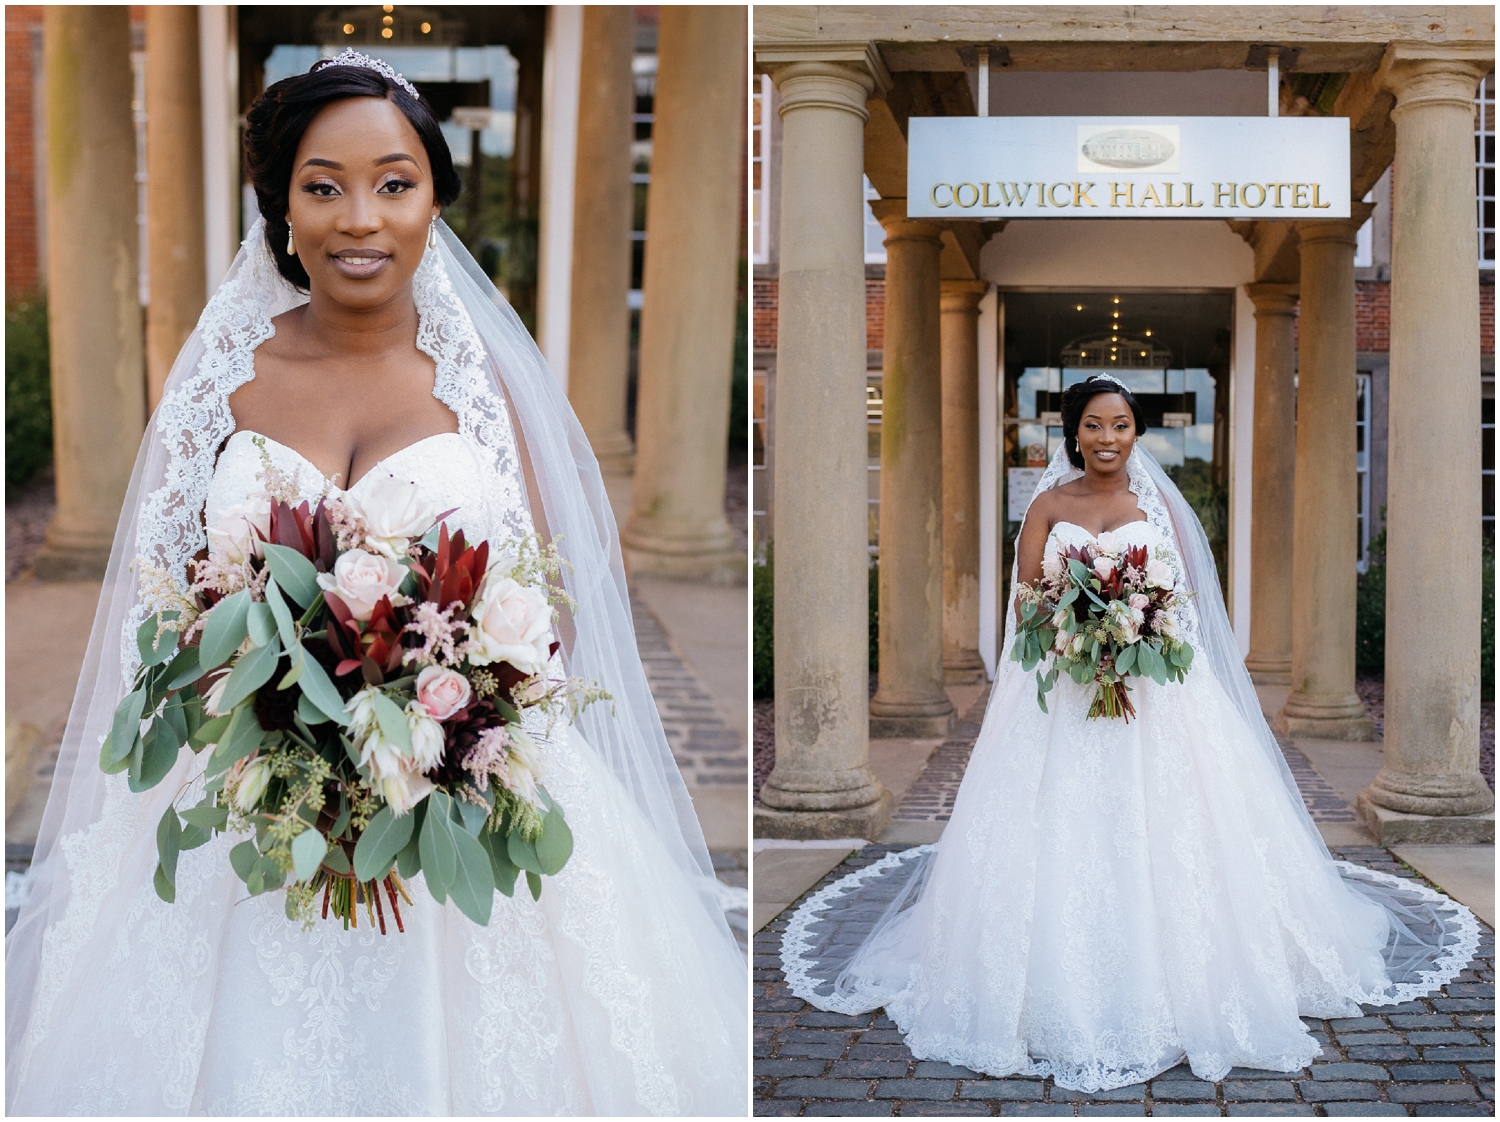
top-left (286, 223), bottom-right (296, 256)
top-left (427, 217), bottom-right (439, 250)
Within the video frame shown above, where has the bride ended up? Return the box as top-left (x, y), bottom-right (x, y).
top-left (781, 375), bottom-right (1479, 1091)
top-left (6, 53), bottom-right (746, 1115)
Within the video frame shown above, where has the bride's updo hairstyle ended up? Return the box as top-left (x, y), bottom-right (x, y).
top-left (1061, 376), bottom-right (1147, 469)
top-left (243, 60), bottom-right (463, 290)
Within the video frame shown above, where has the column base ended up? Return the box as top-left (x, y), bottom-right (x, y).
top-left (869, 694), bottom-right (955, 739)
top-left (1362, 766), bottom-right (1496, 817)
top-left (1355, 790), bottom-right (1495, 845)
top-left (942, 649), bottom-right (987, 685)
top-left (1275, 692), bottom-right (1375, 741)
top-left (589, 431), bottom-right (636, 477)
top-left (31, 544), bottom-right (111, 581)
top-left (755, 789), bottom-right (893, 841)
top-left (1244, 654), bottom-right (1292, 686)
top-left (620, 521), bottom-right (745, 585)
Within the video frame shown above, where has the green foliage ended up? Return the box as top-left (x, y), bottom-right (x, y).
top-left (1483, 541), bottom-right (1495, 703)
top-left (728, 297), bottom-right (748, 451)
top-left (1163, 458), bottom-right (1229, 596)
top-left (868, 560), bottom-right (880, 674)
top-left (6, 295), bottom-right (52, 494)
top-left (753, 553), bottom-right (773, 698)
top-left (1355, 515), bottom-right (1387, 674)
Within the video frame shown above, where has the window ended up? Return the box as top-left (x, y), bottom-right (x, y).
top-left (867, 372), bottom-right (883, 550)
top-left (1356, 372), bottom-right (1372, 571)
top-left (863, 177), bottom-right (886, 264)
top-left (629, 50), bottom-right (656, 310)
top-left (752, 74), bottom-right (770, 265)
top-left (1354, 188), bottom-right (1374, 269)
top-left (752, 368), bottom-right (768, 553)
top-left (1479, 70), bottom-right (1495, 269)
top-left (1484, 375), bottom-right (1495, 543)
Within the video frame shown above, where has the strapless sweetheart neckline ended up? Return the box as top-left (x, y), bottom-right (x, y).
top-left (1049, 518), bottom-right (1151, 540)
top-left (225, 428), bottom-right (465, 492)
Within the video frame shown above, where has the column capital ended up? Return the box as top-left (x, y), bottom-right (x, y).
top-left (1377, 42), bottom-right (1492, 112)
top-left (870, 197), bottom-right (943, 244)
top-left (939, 278), bottom-right (988, 314)
top-left (1244, 282), bottom-right (1299, 317)
top-left (1294, 200), bottom-right (1376, 246)
top-left (757, 39), bottom-right (892, 110)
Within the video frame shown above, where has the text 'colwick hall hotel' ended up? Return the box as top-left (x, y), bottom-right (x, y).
top-left (751, 6), bottom-right (1494, 845)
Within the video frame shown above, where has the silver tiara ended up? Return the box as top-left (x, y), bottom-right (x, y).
top-left (325, 48), bottom-right (419, 101)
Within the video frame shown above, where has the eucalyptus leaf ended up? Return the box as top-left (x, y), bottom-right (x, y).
top-left (525, 870), bottom-right (542, 901)
top-left (262, 543), bottom-right (320, 609)
top-left (137, 615), bottom-right (178, 667)
top-left (447, 826), bottom-right (495, 925)
top-left (181, 805), bottom-right (229, 831)
top-left (230, 840), bottom-right (259, 883)
top-left (156, 806), bottom-right (182, 886)
top-left (153, 864), bottom-right (176, 903)
top-left (265, 578), bottom-right (298, 650)
top-left (246, 602), bottom-right (277, 648)
top-left (106, 689), bottom-right (147, 767)
top-left (297, 691), bottom-right (332, 726)
top-left (179, 823), bottom-right (211, 851)
top-left (535, 807), bottom-right (573, 876)
top-left (291, 828), bottom-right (328, 882)
top-left (321, 844), bottom-right (351, 875)
top-left (246, 865), bottom-right (265, 896)
top-left (331, 793), bottom-right (352, 840)
top-left (199, 590), bottom-right (252, 670)
top-left (370, 691), bottom-right (412, 753)
top-left (353, 805), bottom-right (415, 881)
top-left (129, 721), bottom-right (183, 793)
top-left (484, 830), bottom-right (518, 896)
top-left (507, 831), bottom-right (544, 875)
top-left (419, 792), bottom-right (457, 901)
top-left (189, 711), bottom-right (232, 752)
top-left (163, 645), bottom-right (203, 691)
top-left (216, 638), bottom-right (282, 713)
top-left (206, 704), bottom-right (263, 778)
top-left (296, 649), bottom-right (351, 728)
top-left (1116, 643), bottom-right (1137, 676)
top-left (456, 797), bottom-right (488, 837)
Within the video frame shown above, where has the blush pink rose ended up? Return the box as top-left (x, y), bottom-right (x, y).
top-left (470, 574), bottom-right (553, 674)
top-left (1128, 593), bottom-right (1150, 611)
top-left (413, 665), bottom-right (471, 721)
top-left (316, 548), bottom-right (406, 622)
top-left (1092, 556), bottom-right (1116, 581)
top-left (1144, 558), bottom-right (1175, 590)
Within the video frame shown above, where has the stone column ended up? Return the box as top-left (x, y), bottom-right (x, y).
top-left (1360, 50), bottom-right (1495, 834)
top-left (868, 200), bottom-right (955, 737)
top-left (33, 7), bottom-right (146, 581)
top-left (1242, 282), bottom-right (1299, 685)
top-left (145, 6), bottom-right (206, 413)
top-left (940, 279), bottom-right (988, 684)
top-left (1275, 209), bottom-right (1374, 741)
top-left (621, 6), bottom-right (743, 583)
top-left (754, 56), bottom-right (892, 839)
top-left (566, 5), bottom-right (635, 476)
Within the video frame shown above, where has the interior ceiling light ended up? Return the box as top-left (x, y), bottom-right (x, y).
top-left (421, 21), bottom-right (431, 32)
top-left (382, 26), bottom-right (393, 36)
top-left (1112, 297), bottom-right (1120, 304)
top-left (343, 22), bottom-right (354, 33)
top-left (1075, 304), bottom-right (1084, 311)
top-left (1144, 329), bottom-right (1153, 336)
top-left (383, 14), bottom-right (394, 24)
top-left (383, 3), bottom-right (394, 10)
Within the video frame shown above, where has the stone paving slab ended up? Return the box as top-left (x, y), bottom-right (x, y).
top-left (753, 844), bottom-right (1495, 1116)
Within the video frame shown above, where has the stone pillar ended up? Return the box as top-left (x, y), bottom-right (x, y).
top-left (754, 56), bottom-right (892, 839)
top-left (566, 5), bottom-right (635, 476)
top-left (621, 6), bottom-right (743, 583)
top-left (145, 5), bottom-right (205, 413)
top-left (34, 7), bottom-right (146, 581)
top-left (940, 279), bottom-right (988, 685)
top-left (868, 200), bottom-right (955, 738)
top-left (1275, 209), bottom-right (1375, 741)
top-left (1360, 50), bottom-right (1495, 836)
top-left (1242, 282), bottom-right (1299, 685)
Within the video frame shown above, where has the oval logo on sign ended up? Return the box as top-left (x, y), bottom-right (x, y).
top-left (1080, 128), bottom-right (1177, 169)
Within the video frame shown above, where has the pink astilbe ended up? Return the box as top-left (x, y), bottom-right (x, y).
top-left (401, 600), bottom-right (472, 668)
top-left (461, 726), bottom-right (512, 793)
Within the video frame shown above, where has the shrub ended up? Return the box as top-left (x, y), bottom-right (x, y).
top-left (1483, 541), bottom-right (1495, 703)
top-left (753, 553), bottom-right (773, 698)
top-left (1354, 515), bottom-right (1387, 674)
top-left (868, 559), bottom-right (879, 673)
top-left (6, 296), bottom-right (52, 495)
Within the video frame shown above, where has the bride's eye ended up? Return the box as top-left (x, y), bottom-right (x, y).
top-left (301, 181), bottom-right (339, 197)
top-left (379, 178), bottom-right (417, 195)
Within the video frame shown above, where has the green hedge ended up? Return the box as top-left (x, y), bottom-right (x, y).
top-left (6, 296), bottom-right (51, 495)
top-left (750, 554), bottom-right (879, 699)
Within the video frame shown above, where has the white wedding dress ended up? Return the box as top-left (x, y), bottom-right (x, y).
top-left (781, 451), bottom-right (1479, 1093)
top-left (6, 221), bottom-right (747, 1116)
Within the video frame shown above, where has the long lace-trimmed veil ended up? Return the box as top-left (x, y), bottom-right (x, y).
top-left (5, 217), bottom-right (737, 1092)
top-left (781, 430), bottom-right (1479, 1018)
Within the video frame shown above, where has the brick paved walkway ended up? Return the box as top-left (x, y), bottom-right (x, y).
top-left (757, 698), bottom-right (1494, 1120)
top-left (755, 843), bottom-right (1494, 1116)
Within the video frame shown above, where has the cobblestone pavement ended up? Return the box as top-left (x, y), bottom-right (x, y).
top-left (755, 843), bottom-right (1495, 1116)
top-left (631, 591), bottom-right (747, 789)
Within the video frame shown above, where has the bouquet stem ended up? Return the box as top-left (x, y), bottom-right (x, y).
top-left (1088, 680), bottom-right (1137, 723)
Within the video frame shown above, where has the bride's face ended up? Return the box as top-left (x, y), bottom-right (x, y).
top-left (1075, 391), bottom-right (1137, 477)
top-left (286, 96), bottom-right (440, 310)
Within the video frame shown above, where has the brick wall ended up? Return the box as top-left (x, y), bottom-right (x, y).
top-left (6, 6), bottom-right (43, 298)
top-left (1355, 282), bottom-right (1390, 354)
top-left (1482, 280), bottom-right (1494, 357)
top-left (753, 276), bottom-right (889, 353)
top-left (865, 278), bottom-right (884, 351)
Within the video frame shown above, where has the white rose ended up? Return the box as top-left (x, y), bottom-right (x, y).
top-left (206, 497), bottom-right (271, 564)
top-left (1095, 531), bottom-right (1120, 555)
top-left (1093, 556), bottom-right (1116, 581)
top-left (316, 548), bottom-right (406, 622)
top-left (1145, 559), bottom-right (1175, 590)
top-left (405, 705), bottom-right (446, 771)
top-left (413, 665), bottom-right (471, 721)
top-left (347, 472), bottom-right (437, 559)
top-left (469, 574), bottom-right (553, 673)
top-left (232, 756), bottom-right (271, 811)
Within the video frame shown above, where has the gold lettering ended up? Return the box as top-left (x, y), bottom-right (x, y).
top-left (982, 182), bottom-right (1000, 208)
top-left (1036, 182), bottom-right (1048, 207)
top-left (955, 182), bottom-right (980, 208)
top-left (1139, 183), bottom-right (1163, 208)
top-left (1110, 182), bottom-right (1135, 207)
top-left (1162, 182), bottom-right (1184, 208)
top-left (1312, 183), bottom-right (1332, 209)
top-left (1240, 183), bottom-right (1267, 208)
top-left (1270, 183), bottom-right (1291, 207)
top-left (1074, 181), bottom-right (1098, 207)
top-left (930, 183), bottom-right (954, 209)
top-left (998, 182), bottom-right (1031, 206)
top-left (1214, 183), bottom-right (1237, 207)
top-left (1184, 182), bottom-right (1204, 208)
top-left (1049, 182), bottom-right (1072, 207)
top-left (1292, 183), bottom-right (1310, 208)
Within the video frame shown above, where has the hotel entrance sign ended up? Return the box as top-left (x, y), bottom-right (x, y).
top-left (907, 117), bottom-right (1349, 219)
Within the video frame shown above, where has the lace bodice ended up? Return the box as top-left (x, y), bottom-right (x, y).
top-left (206, 429), bottom-right (510, 546)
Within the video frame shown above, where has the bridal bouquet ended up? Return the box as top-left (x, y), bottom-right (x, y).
top-left (107, 440), bottom-right (605, 932)
top-left (1012, 531), bottom-right (1194, 721)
